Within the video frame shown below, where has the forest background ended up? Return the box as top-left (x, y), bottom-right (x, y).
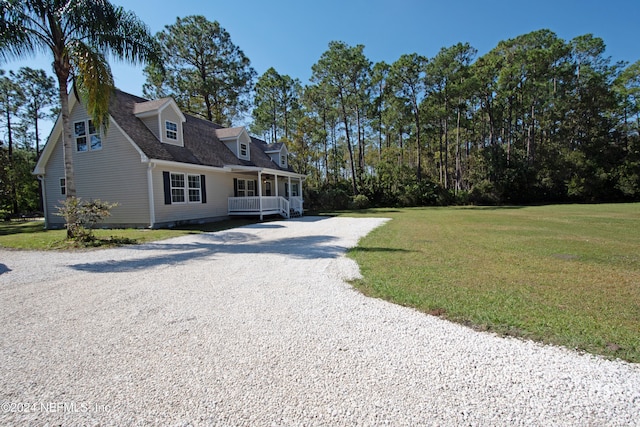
top-left (2, 0), bottom-right (639, 215)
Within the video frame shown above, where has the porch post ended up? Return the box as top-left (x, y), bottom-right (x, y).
top-left (275, 175), bottom-right (279, 197)
top-left (258, 170), bottom-right (263, 220)
top-left (287, 176), bottom-right (291, 198)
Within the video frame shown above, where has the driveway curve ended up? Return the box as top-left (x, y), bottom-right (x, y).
top-left (1, 216), bottom-right (638, 426)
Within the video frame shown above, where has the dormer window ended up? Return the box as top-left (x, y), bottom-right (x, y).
top-left (280, 154), bottom-right (286, 167)
top-left (134, 98), bottom-right (186, 146)
top-left (165, 121), bottom-right (178, 140)
top-left (215, 126), bottom-right (251, 160)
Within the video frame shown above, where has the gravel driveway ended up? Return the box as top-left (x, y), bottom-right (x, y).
top-left (1, 216), bottom-right (639, 426)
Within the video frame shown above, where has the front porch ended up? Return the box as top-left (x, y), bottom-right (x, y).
top-left (228, 196), bottom-right (303, 219)
top-left (226, 167), bottom-right (305, 220)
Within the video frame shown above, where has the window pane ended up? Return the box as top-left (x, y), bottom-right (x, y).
top-left (91, 135), bottom-right (102, 150)
top-left (166, 121), bottom-right (178, 140)
top-left (171, 189), bottom-right (185, 203)
top-left (88, 120), bottom-right (97, 135)
top-left (74, 122), bottom-right (86, 136)
top-left (189, 189), bottom-right (200, 202)
top-left (171, 173), bottom-right (184, 188)
top-left (60, 178), bottom-right (66, 195)
top-left (237, 180), bottom-right (245, 190)
top-left (188, 175), bottom-right (200, 189)
top-left (76, 137), bottom-right (87, 152)
top-left (240, 143), bottom-right (247, 156)
top-left (247, 180), bottom-right (255, 191)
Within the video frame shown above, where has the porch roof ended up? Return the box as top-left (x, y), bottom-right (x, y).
top-left (223, 165), bottom-right (306, 180)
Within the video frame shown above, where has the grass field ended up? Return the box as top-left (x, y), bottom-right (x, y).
top-left (344, 204), bottom-right (640, 363)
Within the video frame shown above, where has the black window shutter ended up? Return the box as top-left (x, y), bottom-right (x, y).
top-left (200, 175), bottom-right (207, 203)
top-left (233, 178), bottom-right (238, 197)
top-left (163, 171), bottom-right (172, 205)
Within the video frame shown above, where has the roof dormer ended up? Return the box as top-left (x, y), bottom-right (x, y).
top-left (134, 97), bottom-right (186, 146)
top-left (264, 142), bottom-right (288, 169)
top-left (216, 127), bottom-right (251, 161)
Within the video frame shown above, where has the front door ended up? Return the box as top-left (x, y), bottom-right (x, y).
top-left (265, 181), bottom-right (272, 196)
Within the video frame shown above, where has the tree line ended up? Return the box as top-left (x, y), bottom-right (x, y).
top-left (2, 11), bottom-right (639, 217)
top-left (140, 17), bottom-right (640, 209)
top-left (0, 67), bottom-right (57, 217)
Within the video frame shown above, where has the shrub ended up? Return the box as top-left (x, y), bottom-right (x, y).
top-left (55, 197), bottom-right (118, 241)
top-left (351, 194), bottom-right (370, 209)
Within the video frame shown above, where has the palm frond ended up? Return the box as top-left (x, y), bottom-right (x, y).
top-left (62, 0), bottom-right (157, 65)
top-left (0, 0), bottom-right (44, 62)
top-left (70, 41), bottom-right (114, 132)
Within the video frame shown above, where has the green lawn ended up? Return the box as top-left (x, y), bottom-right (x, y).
top-left (343, 204), bottom-right (640, 363)
top-left (0, 218), bottom-right (258, 250)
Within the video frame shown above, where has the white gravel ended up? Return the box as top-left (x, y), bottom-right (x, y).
top-left (1, 216), bottom-right (639, 426)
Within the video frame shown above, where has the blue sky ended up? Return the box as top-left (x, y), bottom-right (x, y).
top-left (2, 0), bottom-right (639, 128)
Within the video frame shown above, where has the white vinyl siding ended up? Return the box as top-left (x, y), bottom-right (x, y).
top-left (140, 115), bottom-right (160, 139)
top-left (42, 101), bottom-right (150, 227)
top-left (154, 169), bottom-right (229, 224)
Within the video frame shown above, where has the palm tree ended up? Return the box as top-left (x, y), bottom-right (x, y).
top-left (0, 0), bottom-right (156, 235)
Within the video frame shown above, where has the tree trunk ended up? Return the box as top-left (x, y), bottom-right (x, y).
top-left (5, 105), bottom-right (18, 215)
top-left (339, 92), bottom-right (357, 195)
top-left (54, 61), bottom-right (77, 238)
top-left (322, 110), bottom-right (328, 183)
top-left (444, 113), bottom-right (449, 189)
top-left (414, 104), bottom-right (422, 182)
top-left (455, 107), bottom-right (462, 193)
top-left (438, 119), bottom-right (444, 185)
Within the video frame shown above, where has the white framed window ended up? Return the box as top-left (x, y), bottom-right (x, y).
top-left (165, 121), bottom-right (178, 140)
top-left (60, 178), bottom-right (66, 195)
top-left (170, 173), bottom-right (185, 203)
top-left (236, 179), bottom-right (255, 197)
top-left (239, 142), bottom-right (248, 158)
top-left (292, 183), bottom-right (299, 197)
top-left (170, 173), bottom-right (202, 203)
top-left (74, 119), bottom-right (101, 152)
top-left (236, 179), bottom-right (246, 197)
top-left (280, 155), bottom-right (286, 167)
top-left (188, 175), bottom-right (201, 202)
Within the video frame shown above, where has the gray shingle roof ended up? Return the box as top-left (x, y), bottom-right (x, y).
top-left (215, 127), bottom-right (245, 140)
top-left (132, 97), bottom-right (173, 115)
top-left (109, 89), bottom-right (292, 171)
top-left (264, 142), bottom-right (284, 152)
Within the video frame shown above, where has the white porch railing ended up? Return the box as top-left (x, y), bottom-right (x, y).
top-left (229, 196), bottom-right (299, 219)
top-left (290, 197), bottom-right (303, 217)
